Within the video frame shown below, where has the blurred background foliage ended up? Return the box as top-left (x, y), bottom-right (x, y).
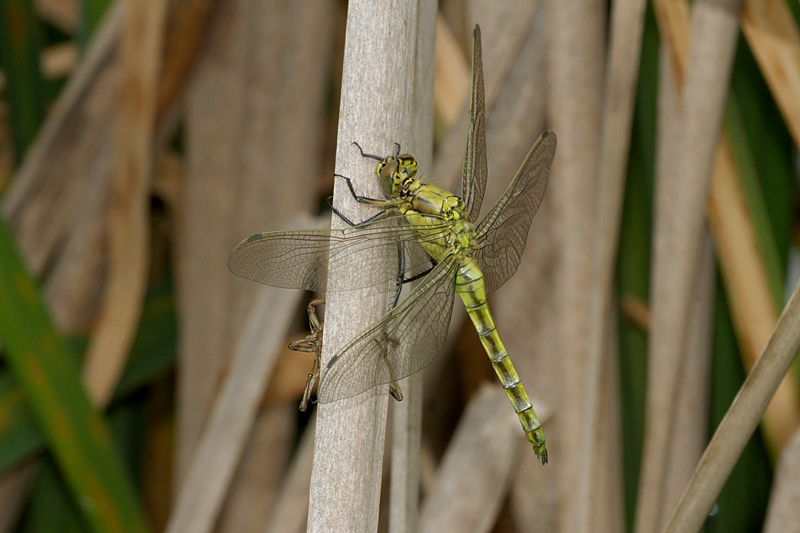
top-left (0, 0), bottom-right (799, 532)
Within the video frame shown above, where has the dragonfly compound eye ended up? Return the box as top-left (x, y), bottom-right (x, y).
top-left (379, 159), bottom-right (399, 195)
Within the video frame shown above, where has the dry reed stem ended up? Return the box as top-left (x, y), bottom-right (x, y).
top-left (663, 276), bottom-right (800, 532)
top-left (262, 417), bottom-right (316, 533)
top-left (643, 29), bottom-right (715, 530)
top-left (763, 428), bottom-right (800, 532)
top-left (216, 403), bottom-right (295, 532)
top-left (635, 1), bottom-right (743, 531)
top-left (665, 237), bottom-right (716, 512)
top-left (306, 1), bottom-right (418, 530)
top-left (546, 1), bottom-right (607, 530)
top-left (418, 385), bottom-right (522, 533)
top-left (388, 4), bottom-right (435, 530)
top-left (741, 0), bottom-right (800, 150)
top-left (82, 0), bottom-right (168, 406)
top-left (389, 375), bottom-right (422, 533)
top-left (569, 0), bottom-right (646, 529)
top-left (165, 288), bottom-right (301, 533)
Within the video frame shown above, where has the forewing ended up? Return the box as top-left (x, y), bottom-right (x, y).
top-left (317, 256), bottom-right (458, 403)
top-left (473, 130), bottom-right (556, 294)
top-left (461, 25), bottom-right (488, 224)
top-left (228, 216), bottom-right (439, 293)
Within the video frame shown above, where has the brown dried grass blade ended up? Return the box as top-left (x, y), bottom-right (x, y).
top-left (81, 0), bottom-right (168, 406)
top-left (262, 416), bottom-right (316, 533)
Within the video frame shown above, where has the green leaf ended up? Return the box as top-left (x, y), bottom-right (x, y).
top-left (0, 279), bottom-right (176, 476)
top-left (0, 216), bottom-right (150, 533)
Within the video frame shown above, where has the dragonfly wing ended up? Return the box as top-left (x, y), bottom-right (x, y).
top-left (473, 130), bottom-right (556, 294)
top-left (228, 216), bottom-right (439, 293)
top-left (461, 25), bottom-right (488, 224)
top-left (317, 256), bottom-right (459, 403)
top-left (229, 229), bottom-right (337, 292)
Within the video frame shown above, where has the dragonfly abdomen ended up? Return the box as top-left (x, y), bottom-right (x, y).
top-left (456, 259), bottom-right (548, 464)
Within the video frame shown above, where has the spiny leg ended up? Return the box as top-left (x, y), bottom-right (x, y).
top-left (352, 141), bottom-right (400, 160)
top-left (384, 335), bottom-right (403, 401)
top-left (329, 173), bottom-right (393, 227)
top-left (288, 299), bottom-right (325, 411)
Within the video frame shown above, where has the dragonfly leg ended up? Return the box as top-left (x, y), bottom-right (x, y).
top-left (300, 357), bottom-right (319, 412)
top-left (334, 173), bottom-right (388, 206)
top-left (306, 298), bottom-right (324, 332)
top-left (383, 336), bottom-right (404, 402)
top-left (351, 141), bottom-right (383, 161)
top-left (388, 381), bottom-right (404, 402)
top-left (401, 261), bottom-right (436, 285)
top-left (330, 174), bottom-right (395, 225)
top-left (390, 239), bottom-right (408, 309)
top-left (328, 195), bottom-right (393, 227)
top-left (290, 299), bottom-right (325, 412)
top-left (389, 250), bottom-right (436, 309)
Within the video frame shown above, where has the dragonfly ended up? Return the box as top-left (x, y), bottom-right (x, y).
top-left (229, 24), bottom-right (556, 464)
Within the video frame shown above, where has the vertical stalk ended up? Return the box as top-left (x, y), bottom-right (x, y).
top-left (307, 1), bottom-right (418, 531)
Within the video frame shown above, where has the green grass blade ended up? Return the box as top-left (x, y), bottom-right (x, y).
top-left (0, 372), bottom-right (40, 471)
top-left (616, 5), bottom-right (657, 529)
top-left (0, 216), bottom-right (150, 533)
top-left (0, 278), bottom-right (176, 475)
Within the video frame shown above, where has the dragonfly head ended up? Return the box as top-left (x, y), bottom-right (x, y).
top-left (377, 154), bottom-right (418, 196)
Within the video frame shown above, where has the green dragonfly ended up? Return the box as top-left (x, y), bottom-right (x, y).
top-left (229, 25), bottom-right (555, 464)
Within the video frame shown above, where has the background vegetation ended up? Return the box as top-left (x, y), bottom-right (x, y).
top-left (0, 0), bottom-right (798, 531)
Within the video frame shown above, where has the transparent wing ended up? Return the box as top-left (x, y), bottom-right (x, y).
top-left (461, 25), bottom-right (488, 224)
top-left (473, 130), bottom-right (557, 294)
top-left (317, 255), bottom-right (459, 403)
top-left (228, 215), bottom-right (441, 293)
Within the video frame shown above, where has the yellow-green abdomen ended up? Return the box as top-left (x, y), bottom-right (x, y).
top-left (456, 258), bottom-right (548, 464)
